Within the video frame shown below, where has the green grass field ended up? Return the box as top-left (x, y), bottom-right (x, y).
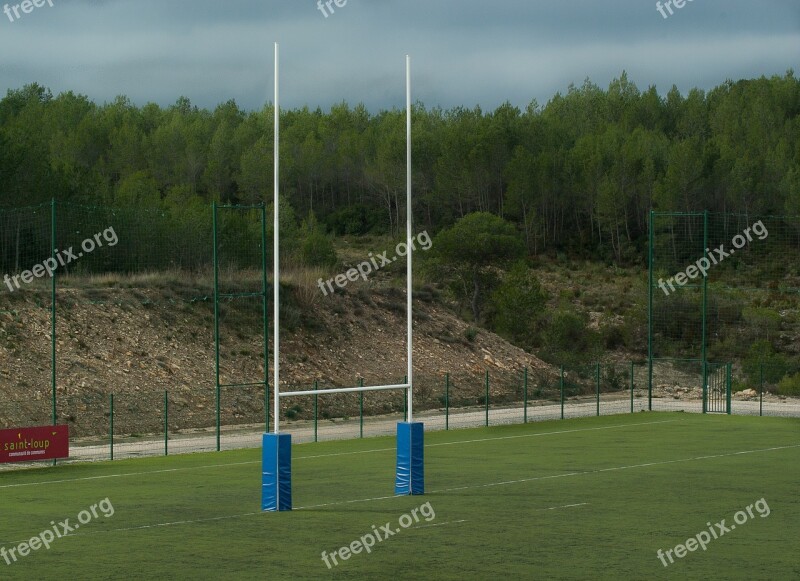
top-left (1, 412), bottom-right (798, 580)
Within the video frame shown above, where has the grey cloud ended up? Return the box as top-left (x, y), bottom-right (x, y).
top-left (0, 0), bottom-right (796, 111)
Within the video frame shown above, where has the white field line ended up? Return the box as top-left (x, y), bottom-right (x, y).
top-left (0, 418), bottom-right (679, 490)
top-left (429, 443), bottom-right (800, 494)
top-left (537, 502), bottom-right (589, 511)
top-left (410, 519), bottom-right (468, 530)
top-left (296, 495), bottom-right (403, 510)
top-left (7, 443), bottom-right (797, 543)
top-left (0, 460), bottom-right (258, 489)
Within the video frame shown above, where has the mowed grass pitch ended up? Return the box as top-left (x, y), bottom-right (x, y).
top-left (0, 413), bottom-right (797, 580)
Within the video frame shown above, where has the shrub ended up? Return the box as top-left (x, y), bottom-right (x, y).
top-left (285, 405), bottom-right (304, 420)
top-left (601, 324), bottom-right (628, 350)
top-left (299, 211), bottom-right (338, 268)
top-left (324, 204), bottom-right (387, 236)
top-left (602, 365), bottom-right (627, 392)
top-left (545, 310), bottom-right (590, 352)
top-left (427, 212), bottom-right (525, 322)
top-left (742, 340), bottom-right (788, 384)
top-left (777, 373), bottom-right (800, 396)
top-left (300, 230), bottom-right (337, 267)
top-left (488, 261), bottom-right (548, 346)
top-left (742, 307), bottom-right (782, 342)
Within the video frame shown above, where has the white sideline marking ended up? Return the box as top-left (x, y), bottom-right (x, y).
top-left (1, 511), bottom-right (265, 545)
top-left (0, 418), bottom-right (679, 490)
top-left (0, 460), bottom-right (258, 489)
top-left (538, 502), bottom-right (589, 511)
top-left (15, 443), bottom-right (797, 541)
top-left (411, 519), bottom-right (468, 530)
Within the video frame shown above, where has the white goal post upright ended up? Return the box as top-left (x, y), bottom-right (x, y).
top-left (262, 48), bottom-right (424, 512)
top-left (406, 54), bottom-right (414, 424)
top-left (273, 42), bottom-right (281, 436)
top-left (395, 55), bottom-right (424, 497)
top-left (262, 42), bottom-right (291, 513)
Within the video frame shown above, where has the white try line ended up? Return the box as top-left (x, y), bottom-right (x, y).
top-left (0, 418), bottom-right (680, 490)
top-left (6, 443), bottom-right (797, 542)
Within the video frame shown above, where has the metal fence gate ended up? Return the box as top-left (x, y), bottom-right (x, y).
top-left (704, 362), bottom-right (731, 414)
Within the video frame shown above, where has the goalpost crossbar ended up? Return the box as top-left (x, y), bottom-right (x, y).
top-left (278, 383), bottom-right (410, 398)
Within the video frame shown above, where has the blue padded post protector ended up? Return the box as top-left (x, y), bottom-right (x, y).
top-left (395, 422), bottom-right (424, 495)
top-left (262, 433), bottom-right (292, 511)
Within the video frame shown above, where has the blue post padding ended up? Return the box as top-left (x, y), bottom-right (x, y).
top-left (262, 433), bottom-right (292, 511)
top-left (395, 422), bottom-right (424, 495)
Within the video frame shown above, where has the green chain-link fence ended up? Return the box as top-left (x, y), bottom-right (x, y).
top-left (649, 211), bottom-right (800, 412)
top-left (1, 203), bottom-right (799, 467)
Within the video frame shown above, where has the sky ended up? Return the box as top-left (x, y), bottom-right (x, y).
top-left (0, 0), bottom-right (798, 113)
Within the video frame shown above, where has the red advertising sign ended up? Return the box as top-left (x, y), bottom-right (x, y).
top-left (0, 425), bottom-right (69, 463)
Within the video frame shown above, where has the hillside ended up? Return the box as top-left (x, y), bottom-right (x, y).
top-left (0, 276), bottom-right (550, 438)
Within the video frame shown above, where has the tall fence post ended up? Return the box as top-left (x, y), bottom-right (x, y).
top-left (314, 381), bottom-right (319, 442)
top-left (647, 209), bottom-right (654, 412)
top-left (216, 384), bottom-right (221, 450)
top-left (630, 361), bottom-right (635, 414)
top-left (212, 201), bottom-right (221, 452)
top-left (359, 378), bottom-right (364, 439)
top-left (445, 373), bottom-right (450, 431)
top-left (759, 364), bottom-right (764, 417)
top-left (484, 370), bottom-right (489, 427)
top-left (595, 363), bottom-right (601, 417)
top-left (164, 390), bottom-right (169, 456)
top-left (701, 211), bottom-right (710, 410)
top-left (523, 366), bottom-right (528, 424)
top-left (560, 366), bottom-right (565, 420)
top-left (109, 393), bottom-right (114, 461)
top-left (50, 199), bottom-right (57, 466)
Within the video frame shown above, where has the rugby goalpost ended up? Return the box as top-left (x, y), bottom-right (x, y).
top-left (262, 43), bottom-right (423, 512)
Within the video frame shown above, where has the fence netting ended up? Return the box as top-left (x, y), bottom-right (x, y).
top-left (0, 204), bottom-right (798, 468)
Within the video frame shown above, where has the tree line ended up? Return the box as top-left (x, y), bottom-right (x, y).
top-left (1, 71), bottom-right (798, 263)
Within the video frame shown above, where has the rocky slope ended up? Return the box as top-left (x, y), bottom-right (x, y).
top-left (0, 280), bottom-right (551, 437)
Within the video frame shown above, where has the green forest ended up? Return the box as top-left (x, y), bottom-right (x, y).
top-left (0, 71), bottom-right (799, 263)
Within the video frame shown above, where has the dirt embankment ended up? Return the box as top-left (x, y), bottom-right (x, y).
top-left (0, 282), bottom-right (551, 437)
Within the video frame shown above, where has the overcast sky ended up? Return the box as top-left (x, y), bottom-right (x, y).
top-left (0, 0), bottom-right (797, 112)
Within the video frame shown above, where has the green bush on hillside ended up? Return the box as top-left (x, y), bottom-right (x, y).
top-left (777, 373), bottom-right (800, 396)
